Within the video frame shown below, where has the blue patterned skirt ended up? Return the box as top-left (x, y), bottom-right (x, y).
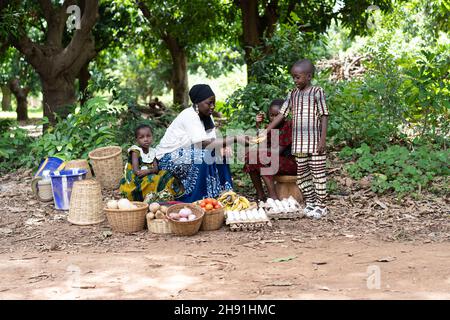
top-left (158, 146), bottom-right (233, 202)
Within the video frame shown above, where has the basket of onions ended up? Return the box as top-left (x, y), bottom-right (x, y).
top-left (166, 204), bottom-right (204, 236)
top-left (104, 198), bottom-right (148, 233)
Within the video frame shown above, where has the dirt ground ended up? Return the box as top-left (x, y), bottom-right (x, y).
top-left (0, 168), bottom-right (449, 300)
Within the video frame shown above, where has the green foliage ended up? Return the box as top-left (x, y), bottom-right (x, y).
top-left (342, 143), bottom-right (450, 195)
top-left (0, 121), bottom-right (33, 172)
top-left (223, 23), bottom-right (322, 130)
top-left (28, 97), bottom-right (120, 165)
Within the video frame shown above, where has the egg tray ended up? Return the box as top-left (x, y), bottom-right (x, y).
top-left (228, 221), bottom-right (272, 232)
top-left (225, 218), bottom-right (272, 232)
top-left (266, 209), bottom-right (305, 220)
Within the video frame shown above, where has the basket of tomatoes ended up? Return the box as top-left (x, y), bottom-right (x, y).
top-left (195, 198), bottom-right (225, 231)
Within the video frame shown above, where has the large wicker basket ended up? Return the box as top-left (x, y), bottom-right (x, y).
top-left (200, 207), bottom-right (225, 231)
top-left (104, 201), bottom-right (148, 233)
top-left (68, 180), bottom-right (105, 225)
top-left (166, 204), bottom-right (204, 236)
top-left (65, 159), bottom-right (93, 179)
top-left (88, 146), bottom-right (123, 189)
top-left (147, 217), bottom-right (172, 234)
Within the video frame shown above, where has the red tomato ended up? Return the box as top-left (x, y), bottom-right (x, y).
top-left (205, 203), bottom-right (214, 210)
top-left (214, 204), bottom-right (221, 209)
top-left (199, 201), bottom-right (206, 207)
top-left (212, 199), bottom-right (218, 206)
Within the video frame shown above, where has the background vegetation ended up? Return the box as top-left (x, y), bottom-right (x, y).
top-left (0, 0), bottom-right (448, 197)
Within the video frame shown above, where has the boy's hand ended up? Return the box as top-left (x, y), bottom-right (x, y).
top-left (317, 139), bottom-right (326, 154)
top-left (256, 113), bottom-right (264, 124)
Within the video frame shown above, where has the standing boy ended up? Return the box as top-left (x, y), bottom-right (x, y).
top-left (262, 59), bottom-right (329, 218)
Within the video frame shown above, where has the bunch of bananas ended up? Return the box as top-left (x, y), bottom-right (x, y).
top-left (218, 191), bottom-right (253, 211)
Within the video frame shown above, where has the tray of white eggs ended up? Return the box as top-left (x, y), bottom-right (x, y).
top-left (225, 207), bottom-right (272, 231)
top-left (258, 196), bottom-right (305, 220)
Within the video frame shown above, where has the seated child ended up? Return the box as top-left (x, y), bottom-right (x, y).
top-left (119, 124), bottom-right (184, 201)
top-left (244, 99), bottom-right (297, 201)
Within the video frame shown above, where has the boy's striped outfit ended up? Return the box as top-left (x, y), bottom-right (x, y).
top-left (280, 86), bottom-right (329, 207)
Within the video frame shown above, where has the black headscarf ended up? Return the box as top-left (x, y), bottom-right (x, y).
top-left (189, 84), bottom-right (215, 131)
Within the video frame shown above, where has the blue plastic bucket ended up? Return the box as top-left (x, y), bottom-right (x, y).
top-left (34, 157), bottom-right (66, 178)
top-left (50, 169), bottom-right (87, 210)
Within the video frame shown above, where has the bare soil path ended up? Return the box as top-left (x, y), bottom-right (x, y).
top-left (1, 168), bottom-right (448, 300)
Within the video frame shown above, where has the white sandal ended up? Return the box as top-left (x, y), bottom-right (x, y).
top-left (303, 203), bottom-right (316, 215)
top-left (307, 207), bottom-right (327, 219)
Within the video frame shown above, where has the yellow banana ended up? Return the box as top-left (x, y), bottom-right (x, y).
top-left (239, 196), bottom-right (250, 208)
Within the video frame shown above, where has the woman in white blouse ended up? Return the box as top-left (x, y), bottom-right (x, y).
top-left (156, 84), bottom-right (246, 202)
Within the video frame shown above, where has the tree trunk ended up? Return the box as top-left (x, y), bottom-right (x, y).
top-left (239, 0), bottom-right (261, 81)
top-left (171, 49), bottom-right (188, 107)
top-left (78, 62), bottom-right (91, 105)
top-left (41, 75), bottom-right (77, 125)
top-left (163, 34), bottom-right (189, 107)
top-left (8, 78), bottom-right (29, 121)
top-left (1, 85), bottom-right (12, 111)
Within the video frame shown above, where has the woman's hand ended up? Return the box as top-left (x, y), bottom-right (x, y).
top-left (220, 146), bottom-right (233, 158)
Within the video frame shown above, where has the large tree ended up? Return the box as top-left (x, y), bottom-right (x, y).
top-left (233, 0), bottom-right (393, 81)
top-left (137, 0), bottom-right (238, 107)
top-left (1, 0), bottom-right (99, 124)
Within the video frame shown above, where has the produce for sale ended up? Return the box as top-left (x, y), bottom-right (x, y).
top-left (217, 191), bottom-right (252, 211)
top-left (107, 200), bottom-right (118, 209)
top-left (155, 210), bottom-right (165, 219)
top-left (262, 197), bottom-right (301, 213)
top-left (149, 203), bottom-right (160, 213)
top-left (117, 198), bottom-right (131, 210)
top-left (196, 198), bottom-right (223, 211)
top-left (225, 207), bottom-right (269, 223)
top-left (168, 207), bottom-right (198, 222)
top-left (160, 205), bottom-right (168, 214)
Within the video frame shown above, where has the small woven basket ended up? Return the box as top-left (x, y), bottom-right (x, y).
top-left (68, 180), bottom-right (105, 225)
top-left (88, 146), bottom-right (123, 189)
top-left (200, 207), bottom-right (225, 231)
top-left (166, 204), bottom-right (204, 236)
top-left (65, 159), bottom-right (93, 179)
top-left (104, 201), bottom-right (148, 233)
top-left (147, 217), bottom-right (172, 234)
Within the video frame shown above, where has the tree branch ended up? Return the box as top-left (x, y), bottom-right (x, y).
top-left (10, 33), bottom-right (47, 74)
top-left (54, 0), bottom-right (98, 74)
top-left (38, 0), bottom-right (53, 22)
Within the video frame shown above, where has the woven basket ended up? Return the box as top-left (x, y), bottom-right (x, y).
top-left (147, 217), bottom-right (172, 234)
top-left (88, 146), bottom-right (123, 189)
top-left (104, 201), bottom-right (148, 233)
top-left (68, 180), bottom-right (104, 225)
top-left (65, 159), bottom-right (93, 179)
top-left (166, 204), bottom-right (204, 236)
top-left (200, 207), bottom-right (225, 231)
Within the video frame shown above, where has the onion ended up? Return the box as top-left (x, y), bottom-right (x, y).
top-left (179, 207), bottom-right (192, 218)
top-left (188, 214), bottom-right (196, 221)
top-left (179, 217), bottom-right (188, 222)
top-left (169, 213), bottom-right (180, 220)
